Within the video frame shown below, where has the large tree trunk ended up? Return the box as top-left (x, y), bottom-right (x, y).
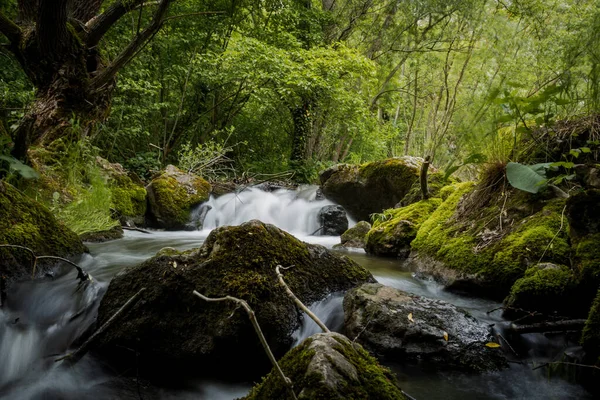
top-left (290, 99), bottom-right (312, 164)
top-left (1, 0), bottom-right (173, 161)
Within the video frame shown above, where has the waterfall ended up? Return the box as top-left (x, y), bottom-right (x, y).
top-left (196, 186), bottom-right (354, 236)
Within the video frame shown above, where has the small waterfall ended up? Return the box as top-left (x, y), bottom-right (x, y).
top-left (292, 293), bottom-right (345, 346)
top-left (198, 186), bottom-right (352, 236)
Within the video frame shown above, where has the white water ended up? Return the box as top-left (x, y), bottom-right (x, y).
top-left (199, 185), bottom-right (354, 236)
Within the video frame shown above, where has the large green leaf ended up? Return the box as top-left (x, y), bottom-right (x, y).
top-left (506, 162), bottom-right (547, 194)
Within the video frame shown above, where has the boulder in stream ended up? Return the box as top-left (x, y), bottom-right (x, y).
top-left (0, 181), bottom-right (86, 286)
top-left (337, 221), bottom-right (371, 249)
top-left (344, 283), bottom-right (507, 372)
top-left (243, 332), bottom-right (407, 400)
top-left (146, 165), bottom-right (211, 230)
top-left (319, 157), bottom-right (427, 221)
top-left (318, 205), bottom-right (348, 236)
top-left (95, 220), bottom-right (375, 379)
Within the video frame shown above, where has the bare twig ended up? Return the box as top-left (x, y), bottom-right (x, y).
top-left (275, 265), bottom-right (330, 333)
top-left (0, 244), bottom-right (91, 283)
top-left (532, 361), bottom-right (600, 372)
top-left (55, 287), bottom-right (147, 365)
top-left (122, 226), bottom-right (152, 234)
top-left (496, 333), bottom-right (518, 357)
top-left (192, 290), bottom-right (297, 400)
top-left (538, 204), bottom-right (567, 263)
top-left (509, 319), bottom-right (586, 334)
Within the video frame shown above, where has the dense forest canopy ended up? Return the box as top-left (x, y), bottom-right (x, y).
top-left (1, 0), bottom-right (599, 181)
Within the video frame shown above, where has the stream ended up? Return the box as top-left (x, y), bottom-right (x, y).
top-left (0, 187), bottom-right (593, 399)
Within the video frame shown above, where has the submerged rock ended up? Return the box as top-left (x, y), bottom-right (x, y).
top-left (318, 205), bottom-right (348, 236)
top-left (319, 157), bottom-right (426, 221)
top-left (95, 220), bottom-right (374, 379)
top-left (337, 221), bottom-right (371, 249)
top-left (146, 165), bottom-right (211, 230)
top-left (243, 332), bottom-right (406, 400)
top-left (365, 198), bottom-right (441, 258)
top-left (344, 283), bottom-right (507, 372)
top-left (0, 181), bottom-right (86, 285)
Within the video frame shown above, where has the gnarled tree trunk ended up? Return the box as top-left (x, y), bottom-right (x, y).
top-left (0, 0), bottom-right (173, 161)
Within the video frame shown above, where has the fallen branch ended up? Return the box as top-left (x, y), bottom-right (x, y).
top-left (420, 156), bottom-right (430, 200)
top-left (0, 244), bottom-right (91, 283)
top-left (192, 290), bottom-right (297, 400)
top-left (509, 319), bottom-right (587, 334)
top-left (275, 265), bottom-right (330, 333)
top-left (532, 361), bottom-right (600, 372)
top-left (122, 226), bottom-right (152, 234)
top-left (55, 287), bottom-right (146, 365)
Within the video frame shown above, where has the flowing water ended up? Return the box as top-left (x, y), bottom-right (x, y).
top-left (0, 187), bottom-right (593, 399)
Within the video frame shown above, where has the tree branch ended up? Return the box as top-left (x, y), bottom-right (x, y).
top-left (91, 0), bottom-right (172, 90)
top-left (85, 0), bottom-right (151, 47)
top-left (0, 11), bottom-right (22, 44)
top-left (192, 290), bottom-right (298, 400)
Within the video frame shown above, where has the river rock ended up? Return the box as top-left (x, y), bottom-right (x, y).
top-left (365, 198), bottom-right (441, 258)
top-left (344, 283), bottom-right (507, 372)
top-left (146, 165), bottom-right (211, 230)
top-left (95, 220), bottom-right (374, 379)
top-left (582, 289), bottom-right (600, 361)
top-left (0, 181), bottom-right (86, 286)
top-left (96, 156), bottom-right (147, 227)
top-left (318, 205), bottom-right (348, 235)
top-left (319, 157), bottom-right (426, 221)
top-left (243, 332), bottom-right (406, 400)
top-left (338, 221), bottom-right (371, 249)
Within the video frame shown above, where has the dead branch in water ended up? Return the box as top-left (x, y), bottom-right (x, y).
top-left (275, 265), bottom-right (330, 333)
top-left (509, 319), bottom-right (587, 334)
top-left (0, 244), bottom-right (91, 282)
top-left (55, 287), bottom-right (147, 365)
top-left (532, 361), bottom-right (600, 372)
top-left (192, 290), bottom-right (298, 400)
top-left (122, 226), bottom-right (152, 234)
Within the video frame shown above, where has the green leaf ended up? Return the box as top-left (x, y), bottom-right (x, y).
top-left (0, 155), bottom-right (40, 179)
top-left (506, 162), bottom-right (548, 194)
top-left (580, 147), bottom-right (591, 153)
top-left (569, 149), bottom-right (581, 158)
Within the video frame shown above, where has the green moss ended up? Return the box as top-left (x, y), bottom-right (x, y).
top-left (573, 233), bottom-right (600, 284)
top-left (148, 167), bottom-right (211, 228)
top-left (0, 181), bottom-right (85, 277)
top-left (505, 264), bottom-right (576, 314)
top-left (582, 289), bottom-right (600, 360)
top-left (366, 198), bottom-right (442, 257)
top-left (399, 172), bottom-right (454, 206)
top-left (244, 334), bottom-right (405, 400)
top-left (110, 182), bottom-right (147, 217)
top-left (412, 181), bottom-right (571, 294)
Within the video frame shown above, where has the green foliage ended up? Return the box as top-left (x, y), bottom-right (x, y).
top-left (505, 162), bottom-right (549, 193)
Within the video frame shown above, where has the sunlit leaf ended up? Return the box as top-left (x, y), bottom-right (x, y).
top-left (408, 313), bottom-right (414, 323)
top-left (485, 342), bottom-right (501, 348)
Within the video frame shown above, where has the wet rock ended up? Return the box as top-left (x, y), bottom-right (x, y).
top-left (0, 181), bottom-right (86, 286)
top-left (243, 332), bottom-right (406, 400)
top-left (337, 221), bottom-right (371, 249)
top-left (79, 225), bottom-right (124, 243)
top-left (318, 205), bottom-right (348, 236)
top-left (146, 165), bottom-right (211, 230)
top-left (504, 263), bottom-right (578, 316)
top-left (95, 220), bottom-right (374, 379)
top-left (344, 283), bottom-right (507, 372)
top-left (365, 199), bottom-right (440, 258)
top-left (582, 289), bottom-right (600, 362)
top-left (319, 157), bottom-right (428, 221)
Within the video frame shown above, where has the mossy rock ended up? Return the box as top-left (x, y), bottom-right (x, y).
top-left (319, 157), bottom-right (429, 221)
top-left (337, 221), bottom-right (371, 249)
top-left (243, 332), bottom-right (406, 400)
top-left (146, 165), bottom-right (211, 230)
top-left (397, 172), bottom-right (453, 207)
top-left (79, 225), bottom-right (124, 243)
top-left (0, 181), bottom-right (86, 285)
top-left (95, 220), bottom-right (374, 379)
top-left (504, 263), bottom-right (578, 316)
top-left (410, 181), bottom-right (571, 298)
top-left (582, 289), bottom-right (600, 362)
top-left (96, 157), bottom-right (147, 225)
top-left (365, 198), bottom-right (441, 258)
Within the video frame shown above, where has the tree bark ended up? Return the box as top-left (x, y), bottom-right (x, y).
top-left (290, 99), bottom-right (312, 164)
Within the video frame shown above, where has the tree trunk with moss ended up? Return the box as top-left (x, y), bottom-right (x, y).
top-left (0, 0), bottom-right (173, 161)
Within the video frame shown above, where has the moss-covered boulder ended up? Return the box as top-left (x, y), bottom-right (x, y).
top-left (96, 157), bottom-right (147, 226)
top-left (319, 157), bottom-right (428, 221)
top-left (146, 165), bottom-right (211, 230)
top-left (95, 220), bottom-right (374, 379)
top-left (344, 283), bottom-right (507, 372)
top-left (504, 263), bottom-right (578, 316)
top-left (0, 181), bottom-right (86, 285)
top-left (243, 332), bottom-right (406, 400)
top-left (365, 198), bottom-right (441, 258)
top-left (79, 225), bottom-right (124, 243)
top-left (409, 181), bottom-right (570, 298)
top-left (337, 221), bottom-right (371, 249)
top-left (582, 289), bottom-right (600, 362)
